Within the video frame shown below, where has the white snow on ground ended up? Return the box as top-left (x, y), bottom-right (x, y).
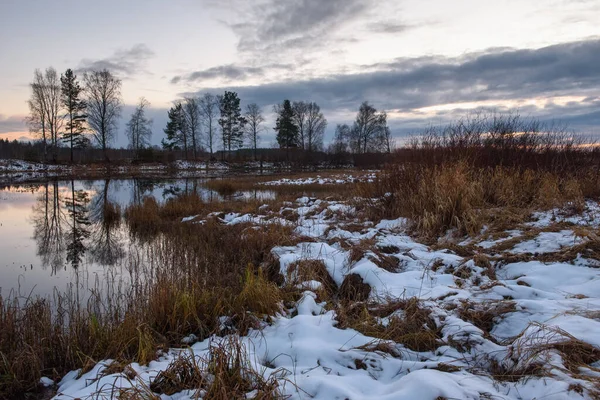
top-left (51, 197), bottom-right (600, 399)
top-left (259, 172), bottom-right (377, 186)
top-left (0, 159), bottom-right (67, 172)
top-left (528, 200), bottom-right (600, 228)
top-left (510, 230), bottom-right (583, 254)
top-left (172, 160), bottom-right (230, 170)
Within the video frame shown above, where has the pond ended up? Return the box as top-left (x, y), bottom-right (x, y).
top-left (0, 178), bottom-right (276, 301)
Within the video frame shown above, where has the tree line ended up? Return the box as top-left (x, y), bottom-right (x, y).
top-left (26, 67), bottom-right (393, 164)
top-left (160, 92), bottom-right (331, 161)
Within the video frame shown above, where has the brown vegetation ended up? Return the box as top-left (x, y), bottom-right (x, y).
top-left (338, 298), bottom-right (441, 352)
top-left (148, 338), bottom-right (281, 399)
top-left (0, 193), bottom-right (303, 399)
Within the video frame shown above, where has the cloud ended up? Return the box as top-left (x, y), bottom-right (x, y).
top-left (367, 20), bottom-right (411, 34)
top-left (174, 38), bottom-right (600, 141)
top-left (0, 114), bottom-right (27, 134)
top-left (212, 0), bottom-right (372, 61)
top-left (78, 44), bottom-right (154, 78)
top-left (184, 38), bottom-right (600, 111)
top-left (171, 63), bottom-right (293, 85)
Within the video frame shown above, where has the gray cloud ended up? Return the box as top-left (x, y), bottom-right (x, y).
top-left (175, 38), bottom-right (600, 142)
top-left (213, 0), bottom-right (371, 61)
top-left (171, 63), bottom-right (293, 85)
top-left (78, 44), bottom-right (154, 78)
top-left (187, 38), bottom-right (600, 111)
top-left (367, 20), bottom-right (410, 34)
top-left (0, 114), bottom-right (26, 134)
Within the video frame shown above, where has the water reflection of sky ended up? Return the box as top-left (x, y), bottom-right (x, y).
top-left (0, 178), bottom-right (276, 300)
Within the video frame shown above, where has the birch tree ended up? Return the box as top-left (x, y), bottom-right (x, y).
top-left (304, 102), bottom-right (327, 152)
top-left (126, 97), bottom-right (153, 152)
top-left (350, 101), bottom-right (388, 153)
top-left (292, 101), bottom-right (308, 149)
top-left (28, 68), bottom-right (63, 162)
top-left (27, 70), bottom-right (48, 161)
top-left (245, 103), bottom-right (264, 161)
top-left (199, 93), bottom-right (219, 158)
top-left (182, 97), bottom-right (202, 158)
top-left (84, 69), bottom-right (122, 161)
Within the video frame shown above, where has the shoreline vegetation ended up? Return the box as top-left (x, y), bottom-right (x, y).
top-left (1, 115), bottom-right (600, 399)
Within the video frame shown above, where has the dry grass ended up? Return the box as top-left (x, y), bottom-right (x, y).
top-left (347, 238), bottom-right (400, 272)
top-left (286, 260), bottom-right (338, 300)
top-left (337, 298), bottom-right (441, 352)
top-left (458, 300), bottom-right (517, 339)
top-left (365, 161), bottom-right (598, 238)
top-left (0, 191), bottom-right (309, 399)
top-left (338, 274), bottom-right (371, 302)
top-left (487, 324), bottom-right (600, 388)
top-left (150, 352), bottom-right (206, 395)
top-left (143, 337), bottom-right (283, 399)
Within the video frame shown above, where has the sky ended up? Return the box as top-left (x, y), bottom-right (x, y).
top-left (1, 0), bottom-right (599, 148)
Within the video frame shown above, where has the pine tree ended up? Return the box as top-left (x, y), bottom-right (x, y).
top-left (275, 99), bottom-right (298, 149)
top-left (161, 102), bottom-right (188, 155)
top-left (61, 69), bottom-right (88, 162)
top-left (218, 91), bottom-right (246, 158)
top-left (61, 69), bottom-right (88, 161)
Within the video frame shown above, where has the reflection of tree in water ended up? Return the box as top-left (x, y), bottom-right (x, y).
top-left (162, 178), bottom-right (219, 202)
top-left (162, 178), bottom-right (200, 199)
top-left (32, 181), bottom-right (67, 271)
top-left (132, 178), bottom-right (156, 205)
top-left (88, 179), bottom-right (125, 265)
top-left (64, 180), bottom-right (91, 268)
top-left (32, 180), bottom-right (93, 272)
top-left (31, 179), bottom-right (126, 271)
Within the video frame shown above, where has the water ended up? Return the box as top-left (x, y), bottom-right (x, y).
top-left (0, 178), bottom-right (276, 300)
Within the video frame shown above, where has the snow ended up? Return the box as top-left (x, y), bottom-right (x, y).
top-left (528, 200), bottom-right (600, 228)
top-left (510, 230), bottom-right (583, 254)
top-left (51, 197), bottom-right (600, 399)
top-left (260, 172), bottom-right (377, 186)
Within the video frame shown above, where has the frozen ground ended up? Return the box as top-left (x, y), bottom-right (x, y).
top-left (51, 196), bottom-right (600, 399)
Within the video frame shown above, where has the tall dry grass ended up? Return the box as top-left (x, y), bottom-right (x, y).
top-left (360, 161), bottom-right (599, 238)
top-left (0, 193), bottom-right (303, 399)
top-left (357, 114), bottom-right (600, 238)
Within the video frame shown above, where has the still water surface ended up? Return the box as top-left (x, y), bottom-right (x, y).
top-left (0, 178), bottom-right (275, 300)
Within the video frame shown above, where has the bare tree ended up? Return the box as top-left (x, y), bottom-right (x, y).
top-left (84, 69), bottom-right (122, 161)
top-left (350, 101), bottom-right (388, 153)
top-left (199, 93), bottom-right (219, 158)
top-left (305, 102), bottom-right (327, 152)
top-left (380, 115), bottom-right (393, 153)
top-left (292, 101), bottom-right (308, 149)
top-left (245, 103), bottom-right (265, 161)
top-left (126, 97), bottom-right (153, 152)
top-left (182, 97), bottom-right (202, 158)
top-left (330, 123), bottom-right (350, 154)
top-left (43, 68), bottom-right (63, 162)
top-left (27, 71), bottom-right (48, 161)
top-left (28, 68), bottom-right (63, 162)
